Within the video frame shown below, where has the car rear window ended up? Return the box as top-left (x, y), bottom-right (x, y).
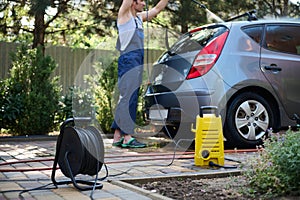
top-left (242, 25), bottom-right (263, 44)
top-left (169, 25), bottom-right (228, 55)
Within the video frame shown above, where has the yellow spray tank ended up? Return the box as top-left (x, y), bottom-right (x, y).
top-left (191, 106), bottom-right (224, 167)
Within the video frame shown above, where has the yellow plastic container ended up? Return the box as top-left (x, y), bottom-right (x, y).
top-left (191, 106), bottom-right (224, 167)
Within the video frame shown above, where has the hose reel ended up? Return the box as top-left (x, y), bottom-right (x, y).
top-left (51, 118), bottom-right (105, 191)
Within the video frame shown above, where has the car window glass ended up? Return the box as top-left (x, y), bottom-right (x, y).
top-left (169, 26), bottom-right (228, 54)
top-left (265, 25), bottom-right (300, 55)
top-left (242, 26), bottom-right (263, 44)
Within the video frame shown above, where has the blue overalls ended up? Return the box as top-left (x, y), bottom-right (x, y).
top-left (111, 16), bottom-right (144, 135)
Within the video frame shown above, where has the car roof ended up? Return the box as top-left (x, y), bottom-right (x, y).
top-left (230, 19), bottom-right (300, 26)
top-left (190, 19), bottom-right (300, 32)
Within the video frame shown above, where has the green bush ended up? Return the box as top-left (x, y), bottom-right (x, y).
top-left (244, 130), bottom-right (300, 198)
top-left (92, 58), bottom-right (118, 133)
top-left (0, 45), bottom-right (61, 135)
top-left (55, 87), bottom-right (75, 123)
top-left (0, 79), bottom-right (24, 130)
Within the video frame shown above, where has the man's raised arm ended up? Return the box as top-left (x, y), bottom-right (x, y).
top-left (118, 0), bottom-right (134, 24)
top-left (139, 0), bottom-right (168, 21)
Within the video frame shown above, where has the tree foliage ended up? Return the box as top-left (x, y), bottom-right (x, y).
top-left (255, 0), bottom-right (300, 18)
top-left (1, 0), bottom-right (299, 48)
top-left (0, 0), bottom-right (120, 49)
top-left (166, 0), bottom-right (206, 33)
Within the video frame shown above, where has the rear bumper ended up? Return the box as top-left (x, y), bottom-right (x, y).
top-left (144, 90), bottom-right (214, 125)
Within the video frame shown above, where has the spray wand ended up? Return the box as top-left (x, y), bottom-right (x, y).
top-left (191, 0), bottom-right (224, 22)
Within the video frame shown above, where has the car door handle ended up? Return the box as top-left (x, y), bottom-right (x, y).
top-left (264, 64), bottom-right (282, 72)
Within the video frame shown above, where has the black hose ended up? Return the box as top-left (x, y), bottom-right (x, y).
top-left (209, 161), bottom-right (238, 169)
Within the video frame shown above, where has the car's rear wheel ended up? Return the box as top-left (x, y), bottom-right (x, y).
top-left (224, 92), bottom-right (276, 148)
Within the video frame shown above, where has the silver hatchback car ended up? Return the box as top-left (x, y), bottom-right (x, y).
top-left (144, 19), bottom-right (300, 148)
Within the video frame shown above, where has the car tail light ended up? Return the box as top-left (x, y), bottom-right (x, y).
top-left (186, 31), bottom-right (229, 79)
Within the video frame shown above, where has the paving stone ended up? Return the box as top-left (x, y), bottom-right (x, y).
top-left (0, 193), bottom-right (6, 200)
top-left (30, 190), bottom-right (64, 200)
top-left (127, 171), bottom-right (148, 177)
top-left (4, 192), bottom-right (34, 200)
top-left (23, 171), bottom-right (50, 180)
top-left (3, 172), bottom-right (26, 180)
top-left (110, 189), bottom-right (152, 200)
top-left (0, 137), bottom-right (248, 200)
top-left (15, 154), bottom-right (34, 160)
top-left (53, 187), bottom-right (90, 200)
top-left (0, 182), bottom-right (24, 199)
top-left (18, 181), bottom-right (45, 192)
top-left (40, 171), bottom-right (53, 179)
top-left (0, 182), bottom-right (23, 191)
top-left (0, 172), bottom-right (7, 180)
top-left (86, 190), bottom-right (116, 199)
top-left (0, 151), bottom-right (10, 157)
top-left (101, 182), bottom-right (123, 190)
top-left (41, 160), bottom-right (54, 167)
top-left (27, 161), bottom-right (49, 168)
top-left (12, 162), bottom-right (30, 168)
top-left (0, 158), bottom-right (17, 163)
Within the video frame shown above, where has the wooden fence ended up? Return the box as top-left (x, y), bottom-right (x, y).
top-left (0, 41), bottom-right (164, 94)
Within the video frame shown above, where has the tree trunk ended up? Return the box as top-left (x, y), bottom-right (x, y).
top-left (282, 0), bottom-right (289, 16)
top-left (33, 10), bottom-right (45, 53)
top-left (181, 24), bottom-right (188, 34)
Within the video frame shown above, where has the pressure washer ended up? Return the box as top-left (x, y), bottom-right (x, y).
top-left (191, 106), bottom-right (225, 167)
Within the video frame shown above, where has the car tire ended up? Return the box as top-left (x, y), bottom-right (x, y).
top-left (224, 92), bottom-right (276, 148)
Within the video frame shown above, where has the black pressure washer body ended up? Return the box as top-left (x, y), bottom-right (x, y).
top-left (51, 118), bottom-right (105, 191)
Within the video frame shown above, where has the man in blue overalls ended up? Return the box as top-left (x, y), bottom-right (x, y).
top-left (112, 0), bottom-right (169, 148)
